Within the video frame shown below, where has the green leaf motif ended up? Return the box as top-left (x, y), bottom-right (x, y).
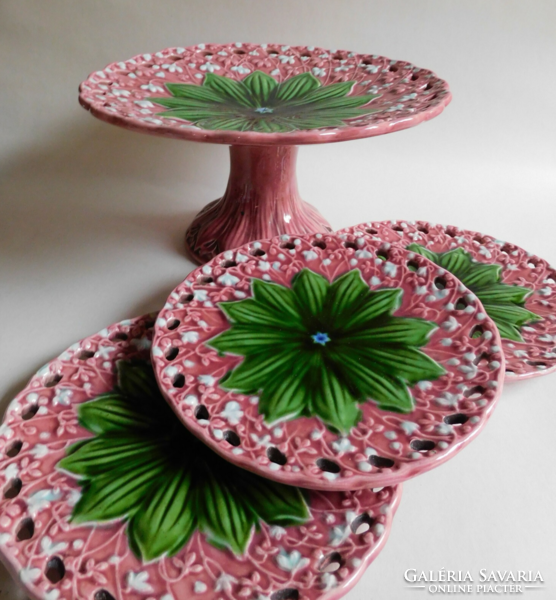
top-left (58, 360), bottom-right (309, 562)
top-left (147, 70), bottom-right (379, 132)
top-left (407, 244), bottom-right (542, 342)
top-left (208, 269), bottom-right (445, 433)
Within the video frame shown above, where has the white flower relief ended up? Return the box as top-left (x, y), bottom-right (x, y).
top-left (312, 67), bottom-right (326, 77)
top-left (5, 463), bottom-right (19, 480)
top-left (220, 401), bottom-right (244, 425)
top-left (331, 437), bottom-right (355, 454)
top-left (127, 571), bottom-right (154, 593)
top-left (321, 572), bottom-right (338, 590)
top-left (53, 388), bottom-right (72, 407)
top-left (45, 588), bottom-right (61, 600)
top-left (40, 536), bottom-right (68, 555)
top-left (198, 374), bottom-right (215, 387)
top-left (329, 525), bottom-right (350, 547)
top-left (20, 567), bottom-right (42, 585)
top-left (214, 573), bottom-right (237, 593)
top-left (181, 331), bottom-right (200, 344)
top-left (27, 489), bottom-right (63, 517)
top-left (276, 549), bottom-right (310, 573)
top-left (0, 423), bottom-right (14, 440)
top-left (200, 62), bottom-right (220, 73)
top-left (269, 525), bottom-right (287, 540)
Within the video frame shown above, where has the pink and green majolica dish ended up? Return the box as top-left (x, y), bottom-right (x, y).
top-left (152, 232), bottom-right (504, 491)
top-left (338, 221), bottom-right (556, 380)
top-left (0, 315), bottom-right (400, 600)
top-left (79, 43), bottom-right (451, 262)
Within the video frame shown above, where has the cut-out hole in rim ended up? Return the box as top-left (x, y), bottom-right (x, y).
top-left (167, 319), bottom-right (180, 331)
top-left (221, 260), bottom-right (237, 268)
top-left (195, 405), bottom-right (209, 420)
top-left (44, 374), bottom-right (63, 388)
top-left (95, 591), bottom-right (116, 600)
top-left (180, 293), bottom-right (194, 303)
top-left (365, 227), bottom-right (378, 235)
top-left (316, 458), bottom-right (341, 474)
top-left (410, 439), bottom-right (436, 452)
top-left (434, 276), bottom-right (447, 290)
top-left (165, 347), bottom-right (179, 361)
top-left (22, 404), bottom-right (39, 421)
top-left (197, 276), bottom-right (214, 284)
top-left (172, 374), bottom-right (185, 388)
top-left (271, 589), bottom-right (299, 600)
top-left (369, 455), bottom-right (395, 469)
top-left (6, 440), bottom-right (23, 458)
top-left (3, 478), bottom-right (22, 499)
top-left (267, 446), bottom-right (287, 466)
top-left (473, 352), bottom-right (490, 366)
top-left (45, 557), bottom-right (66, 584)
top-left (16, 518), bottom-right (35, 542)
top-left (417, 225), bottom-right (429, 234)
top-left (223, 430), bottom-right (240, 447)
top-left (280, 242), bottom-right (296, 250)
top-left (526, 360), bottom-right (547, 368)
top-left (350, 513), bottom-right (375, 534)
top-left (463, 385), bottom-right (486, 399)
top-left (77, 350), bottom-right (95, 360)
top-left (407, 260), bottom-right (420, 272)
top-left (470, 325), bottom-right (484, 339)
top-left (444, 413), bottom-right (470, 425)
top-left (319, 551), bottom-right (343, 573)
top-left (455, 297), bottom-right (468, 310)
top-left (312, 240), bottom-right (327, 250)
top-left (376, 249), bottom-right (389, 261)
top-left (343, 241), bottom-right (358, 250)
top-left (250, 248), bottom-right (266, 257)
top-left (109, 332), bottom-right (128, 342)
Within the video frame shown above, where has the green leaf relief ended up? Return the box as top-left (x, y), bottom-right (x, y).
top-left (58, 361), bottom-right (309, 562)
top-left (208, 268), bottom-right (445, 433)
top-left (147, 70), bottom-right (379, 132)
top-left (407, 244), bottom-right (542, 342)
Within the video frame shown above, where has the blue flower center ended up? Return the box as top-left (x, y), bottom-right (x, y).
top-left (255, 107), bottom-right (273, 114)
top-left (312, 332), bottom-right (330, 346)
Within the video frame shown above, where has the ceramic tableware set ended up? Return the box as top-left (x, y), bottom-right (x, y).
top-left (1, 44), bottom-right (554, 600)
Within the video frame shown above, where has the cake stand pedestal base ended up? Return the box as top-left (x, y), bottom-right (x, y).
top-left (185, 145), bottom-right (332, 263)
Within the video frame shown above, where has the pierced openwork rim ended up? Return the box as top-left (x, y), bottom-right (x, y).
top-left (79, 43), bottom-right (451, 146)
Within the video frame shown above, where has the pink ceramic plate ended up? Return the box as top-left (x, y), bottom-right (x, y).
top-left (0, 315), bottom-right (400, 600)
top-left (338, 221), bottom-right (556, 380)
top-left (152, 232), bottom-right (504, 491)
top-left (79, 43), bottom-right (450, 146)
top-left (79, 43), bottom-right (451, 263)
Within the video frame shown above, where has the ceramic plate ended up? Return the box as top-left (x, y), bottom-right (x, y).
top-left (79, 43), bottom-right (450, 146)
top-left (338, 221), bottom-right (556, 380)
top-left (152, 232), bottom-right (504, 491)
top-left (0, 315), bottom-right (400, 600)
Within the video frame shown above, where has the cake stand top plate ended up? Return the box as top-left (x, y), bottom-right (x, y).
top-left (79, 43), bottom-right (451, 146)
top-left (0, 315), bottom-right (400, 600)
top-left (152, 231), bottom-right (503, 491)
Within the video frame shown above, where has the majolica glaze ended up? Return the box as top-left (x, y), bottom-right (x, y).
top-left (78, 43), bottom-right (451, 263)
top-left (0, 315), bottom-right (400, 600)
top-left (79, 43), bottom-right (450, 146)
top-left (152, 233), bottom-right (504, 491)
top-left (338, 221), bottom-right (556, 380)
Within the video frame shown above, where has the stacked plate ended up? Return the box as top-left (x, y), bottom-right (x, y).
top-left (3, 223), bottom-right (553, 600)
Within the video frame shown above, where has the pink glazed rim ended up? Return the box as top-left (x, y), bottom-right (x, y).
top-left (337, 220), bottom-right (556, 381)
top-left (0, 315), bottom-right (401, 600)
top-left (78, 43), bottom-right (451, 146)
top-left (152, 232), bottom-right (504, 491)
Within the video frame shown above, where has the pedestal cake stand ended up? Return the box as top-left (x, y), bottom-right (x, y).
top-left (0, 315), bottom-right (401, 600)
top-left (78, 43), bottom-right (451, 263)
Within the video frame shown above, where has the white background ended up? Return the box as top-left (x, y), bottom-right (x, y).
top-left (1, 1), bottom-right (555, 598)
